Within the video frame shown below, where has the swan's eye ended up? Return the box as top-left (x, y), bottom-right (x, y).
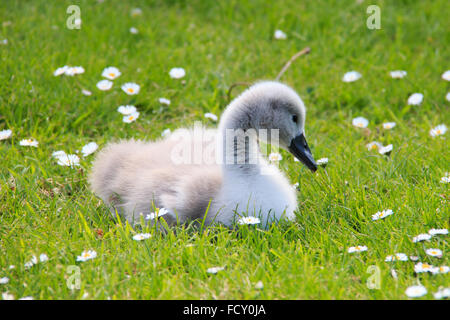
top-left (292, 115), bottom-right (298, 123)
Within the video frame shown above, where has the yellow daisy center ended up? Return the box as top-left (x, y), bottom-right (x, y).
top-left (436, 130), bottom-right (441, 134)
top-left (83, 253), bottom-right (90, 258)
top-left (128, 88), bottom-right (134, 93)
top-left (109, 73), bottom-right (115, 77)
top-left (129, 116), bottom-right (134, 121)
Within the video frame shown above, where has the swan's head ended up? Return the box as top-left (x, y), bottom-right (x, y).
top-left (223, 81), bottom-right (317, 172)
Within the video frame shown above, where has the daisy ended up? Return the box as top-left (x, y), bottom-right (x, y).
top-left (146, 208), bottom-right (169, 220)
top-left (81, 89), bottom-right (92, 96)
top-left (123, 111), bottom-right (140, 123)
top-left (2, 292), bottom-right (14, 300)
top-left (434, 288), bottom-right (450, 299)
top-left (352, 117), bottom-right (368, 128)
top-left (131, 8), bottom-right (142, 16)
top-left (19, 139), bottom-right (38, 147)
top-left (238, 216), bottom-right (261, 225)
top-left (121, 82), bottom-right (140, 95)
top-left (159, 98), bottom-right (171, 105)
top-left (292, 182), bottom-right (299, 189)
top-left (129, 27), bottom-right (139, 34)
top-left (412, 233), bottom-right (432, 243)
top-left (316, 157), bottom-right (328, 167)
top-left (1, 39), bottom-right (8, 45)
top-left (366, 141), bottom-right (383, 151)
top-left (255, 281), bottom-right (264, 290)
top-left (76, 250), bottom-right (97, 262)
top-left (432, 266), bottom-right (449, 274)
top-left (428, 228), bottom-right (448, 236)
top-left (429, 124), bottom-right (447, 137)
top-left (57, 154), bottom-right (80, 167)
top-left (440, 176), bottom-right (450, 183)
top-left (204, 113), bottom-right (218, 121)
top-left (71, 66), bottom-right (85, 75)
top-left (342, 71), bottom-right (362, 83)
top-left (414, 262), bottom-right (435, 273)
top-left (0, 129), bottom-right (12, 140)
top-left (96, 79), bottom-right (113, 91)
top-left (81, 142), bottom-right (98, 157)
top-left (378, 144), bottom-right (393, 155)
top-left (407, 93), bottom-right (423, 106)
top-left (54, 66), bottom-right (69, 76)
top-left (383, 122), bottom-right (396, 129)
top-left (409, 256), bottom-right (419, 261)
top-left (347, 245), bottom-right (368, 253)
top-left (442, 70), bottom-right (450, 81)
top-left (0, 277), bottom-right (9, 284)
top-left (425, 248), bottom-right (443, 258)
top-left (446, 92), bottom-right (450, 102)
top-left (169, 67), bottom-right (186, 79)
top-left (372, 209), bottom-right (393, 221)
top-left (19, 296), bottom-right (34, 300)
top-left (268, 152), bottom-right (282, 162)
top-left (39, 253), bottom-right (49, 262)
top-left (161, 129), bottom-right (171, 137)
top-left (405, 285), bottom-right (427, 298)
top-left (52, 150), bottom-right (67, 159)
top-left (206, 266), bottom-right (225, 274)
top-left (274, 29), bottom-right (287, 40)
top-left (117, 105), bottom-right (137, 115)
top-left (385, 253), bottom-right (408, 262)
top-left (389, 70), bottom-right (407, 79)
top-left (132, 233), bottom-right (151, 241)
top-left (101, 67), bottom-right (121, 80)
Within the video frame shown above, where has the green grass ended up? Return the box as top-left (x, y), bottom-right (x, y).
top-left (0, 0), bottom-right (449, 300)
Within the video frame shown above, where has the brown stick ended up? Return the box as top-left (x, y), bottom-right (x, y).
top-left (226, 81), bottom-right (251, 103)
top-left (275, 47), bottom-right (310, 81)
top-left (226, 47), bottom-right (310, 102)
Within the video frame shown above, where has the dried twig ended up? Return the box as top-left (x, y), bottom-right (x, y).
top-left (275, 47), bottom-right (310, 81)
top-left (226, 81), bottom-right (251, 103)
top-left (226, 46), bottom-right (310, 102)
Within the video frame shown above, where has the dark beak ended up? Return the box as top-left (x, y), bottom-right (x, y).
top-left (288, 133), bottom-right (317, 172)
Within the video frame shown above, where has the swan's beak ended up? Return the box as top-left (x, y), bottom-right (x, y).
top-left (288, 133), bottom-right (317, 172)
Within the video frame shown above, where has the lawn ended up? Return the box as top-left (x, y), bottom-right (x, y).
top-left (0, 0), bottom-right (448, 300)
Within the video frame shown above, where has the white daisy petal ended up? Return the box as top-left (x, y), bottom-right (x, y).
top-left (56, 154), bottom-right (80, 167)
top-left (428, 228), bottom-right (448, 236)
top-left (429, 124), bottom-right (447, 137)
top-left (268, 152), bottom-right (282, 162)
top-left (76, 250), bottom-right (97, 262)
top-left (101, 67), bottom-right (121, 80)
top-left (372, 209), bottom-right (393, 221)
top-left (382, 122), bottom-right (396, 130)
top-left (425, 248), bottom-right (443, 258)
top-left (0, 129), bottom-right (12, 140)
top-left (96, 80), bottom-right (113, 91)
top-left (412, 233), bottom-right (432, 243)
top-left (342, 71), bottom-right (362, 83)
top-left (407, 93), bottom-right (423, 106)
top-left (19, 139), bottom-right (38, 147)
top-left (81, 142), bottom-right (98, 157)
top-left (347, 245), bottom-right (368, 253)
top-left (145, 208), bottom-right (169, 220)
top-left (378, 144), bottom-right (393, 155)
top-left (159, 98), bottom-right (171, 105)
top-left (390, 70), bottom-right (407, 79)
top-left (206, 266), bottom-right (225, 274)
top-left (442, 70), bottom-right (450, 81)
top-left (121, 82), bottom-right (140, 95)
top-left (122, 111), bottom-right (140, 123)
top-left (169, 68), bottom-right (186, 79)
top-left (405, 285), bottom-right (427, 298)
top-left (117, 105), bottom-right (137, 115)
top-left (237, 216), bottom-right (261, 225)
top-left (274, 29), bottom-right (287, 40)
top-left (352, 117), bottom-right (368, 128)
top-left (132, 233), bottom-right (151, 241)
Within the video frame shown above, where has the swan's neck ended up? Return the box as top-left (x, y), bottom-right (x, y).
top-left (219, 111), bottom-right (263, 176)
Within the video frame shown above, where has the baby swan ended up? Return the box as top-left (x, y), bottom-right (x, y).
top-left (89, 81), bottom-right (317, 228)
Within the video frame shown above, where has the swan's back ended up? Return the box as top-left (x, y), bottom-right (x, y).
top-left (89, 130), bottom-right (222, 224)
